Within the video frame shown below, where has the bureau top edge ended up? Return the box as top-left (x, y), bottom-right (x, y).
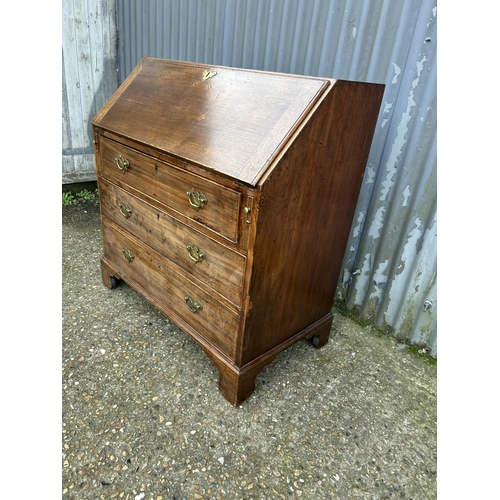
top-left (91, 58), bottom-right (333, 187)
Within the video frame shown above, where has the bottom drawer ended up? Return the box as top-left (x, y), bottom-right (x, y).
top-left (102, 222), bottom-right (240, 359)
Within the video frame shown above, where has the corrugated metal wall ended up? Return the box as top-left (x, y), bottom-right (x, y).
top-left (62, 0), bottom-right (119, 184)
top-left (80, 0), bottom-right (436, 355)
top-left (338, 0), bottom-right (437, 356)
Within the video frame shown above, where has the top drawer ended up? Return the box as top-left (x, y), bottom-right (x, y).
top-left (98, 137), bottom-right (242, 242)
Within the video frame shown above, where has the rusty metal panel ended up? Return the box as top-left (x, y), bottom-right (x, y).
top-left (62, 0), bottom-right (119, 183)
top-left (114, 0), bottom-right (437, 355)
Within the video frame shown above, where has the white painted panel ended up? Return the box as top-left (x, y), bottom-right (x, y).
top-left (62, 0), bottom-right (118, 184)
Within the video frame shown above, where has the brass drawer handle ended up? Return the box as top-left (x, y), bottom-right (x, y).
top-left (185, 294), bottom-right (203, 313)
top-left (118, 202), bottom-right (132, 219)
top-left (186, 188), bottom-right (207, 211)
top-left (115, 155), bottom-right (129, 172)
top-left (186, 243), bottom-right (206, 263)
top-left (121, 247), bottom-right (134, 263)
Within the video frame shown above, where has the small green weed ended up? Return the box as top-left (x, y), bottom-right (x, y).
top-left (62, 192), bottom-right (78, 205)
top-left (62, 188), bottom-right (99, 206)
top-left (76, 189), bottom-right (95, 200)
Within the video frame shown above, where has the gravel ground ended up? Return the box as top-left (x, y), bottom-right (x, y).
top-left (62, 199), bottom-right (437, 500)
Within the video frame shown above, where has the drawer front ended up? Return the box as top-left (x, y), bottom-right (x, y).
top-left (98, 137), bottom-right (241, 241)
top-left (102, 222), bottom-right (239, 359)
top-left (99, 178), bottom-right (246, 306)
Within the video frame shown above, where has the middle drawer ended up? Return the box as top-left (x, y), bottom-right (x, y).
top-left (99, 178), bottom-right (246, 307)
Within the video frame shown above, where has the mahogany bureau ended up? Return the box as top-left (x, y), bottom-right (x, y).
top-left (92, 57), bottom-right (384, 405)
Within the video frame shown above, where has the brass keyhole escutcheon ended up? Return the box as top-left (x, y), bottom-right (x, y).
top-left (244, 206), bottom-right (251, 224)
top-left (186, 188), bottom-right (207, 211)
top-left (121, 247), bottom-right (134, 263)
top-left (185, 294), bottom-right (203, 313)
top-left (115, 155), bottom-right (129, 172)
top-left (186, 243), bottom-right (206, 263)
top-left (118, 202), bottom-right (132, 219)
top-left (202, 70), bottom-right (217, 81)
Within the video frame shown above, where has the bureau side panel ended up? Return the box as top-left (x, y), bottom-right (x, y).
top-left (240, 80), bottom-right (385, 364)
